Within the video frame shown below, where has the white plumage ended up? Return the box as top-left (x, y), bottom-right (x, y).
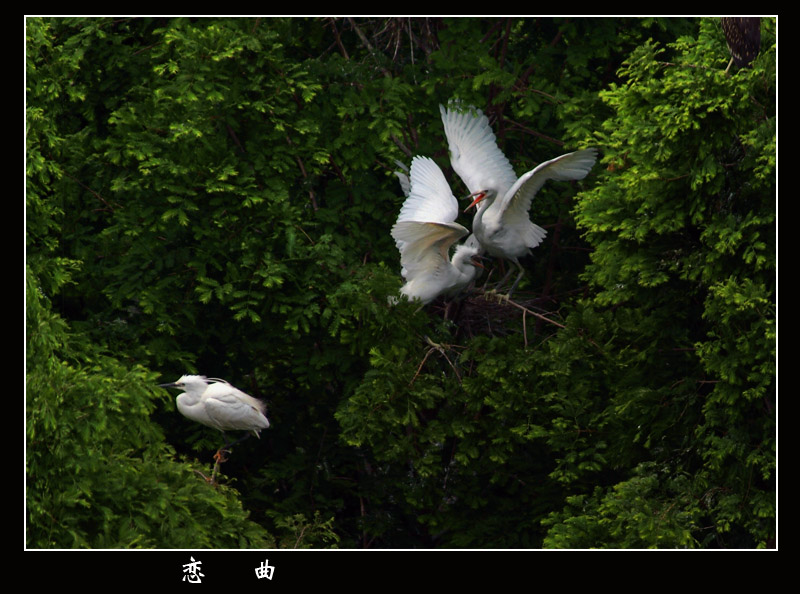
top-left (391, 156), bottom-right (484, 305)
top-left (440, 103), bottom-right (597, 295)
top-left (159, 375), bottom-right (269, 457)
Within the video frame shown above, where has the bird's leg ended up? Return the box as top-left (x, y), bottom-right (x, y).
top-left (215, 432), bottom-right (253, 463)
top-left (483, 266), bottom-right (514, 301)
top-left (481, 266), bottom-right (496, 291)
top-left (213, 432), bottom-right (231, 464)
top-left (213, 433), bottom-right (231, 464)
top-left (210, 432), bottom-right (255, 485)
top-left (505, 263), bottom-right (526, 301)
top-left (493, 266), bottom-right (515, 293)
top-left (225, 432), bottom-right (253, 449)
top-left (479, 263), bottom-right (507, 299)
top-left (484, 261), bottom-right (524, 303)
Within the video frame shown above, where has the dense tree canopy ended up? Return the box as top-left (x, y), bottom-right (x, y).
top-left (26, 16), bottom-right (775, 549)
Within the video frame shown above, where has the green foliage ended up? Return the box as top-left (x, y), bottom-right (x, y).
top-left (547, 18), bottom-right (776, 548)
top-left (542, 462), bottom-right (702, 548)
top-left (273, 511), bottom-right (340, 549)
top-left (26, 267), bottom-right (274, 548)
top-left (27, 16), bottom-right (774, 548)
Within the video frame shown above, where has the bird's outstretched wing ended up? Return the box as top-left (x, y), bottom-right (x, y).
top-left (396, 156), bottom-right (459, 225)
top-left (440, 102), bottom-right (517, 198)
top-left (391, 155), bottom-right (472, 302)
top-left (393, 220), bottom-right (468, 280)
top-left (498, 149), bottom-right (598, 229)
top-left (392, 156), bottom-right (469, 275)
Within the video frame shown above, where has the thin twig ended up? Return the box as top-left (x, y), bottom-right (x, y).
top-left (226, 124), bottom-right (246, 154)
top-left (410, 348), bottom-right (435, 385)
top-left (505, 118), bottom-right (564, 147)
top-left (348, 18), bottom-right (392, 78)
top-left (482, 292), bottom-right (566, 329)
top-left (411, 338), bottom-right (463, 385)
top-left (522, 308), bottom-right (528, 348)
top-left (62, 171), bottom-right (120, 211)
top-left (293, 224), bottom-right (315, 245)
top-left (284, 133), bottom-right (318, 211)
top-left (329, 18), bottom-right (349, 59)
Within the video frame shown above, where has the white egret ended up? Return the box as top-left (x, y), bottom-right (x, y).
top-left (158, 375), bottom-right (270, 463)
top-left (391, 155), bottom-right (484, 305)
top-left (440, 103), bottom-right (597, 296)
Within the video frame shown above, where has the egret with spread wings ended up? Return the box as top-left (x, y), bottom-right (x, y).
top-left (440, 103), bottom-right (597, 296)
top-left (392, 155), bottom-right (484, 305)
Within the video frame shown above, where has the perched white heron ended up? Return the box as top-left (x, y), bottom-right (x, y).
top-left (440, 103), bottom-right (597, 296)
top-left (158, 375), bottom-right (270, 462)
top-left (392, 155), bottom-right (484, 305)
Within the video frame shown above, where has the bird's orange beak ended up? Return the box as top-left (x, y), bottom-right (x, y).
top-left (464, 191), bottom-right (487, 212)
top-left (470, 255), bottom-right (486, 269)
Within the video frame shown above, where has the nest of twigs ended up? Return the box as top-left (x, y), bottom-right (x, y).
top-left (428, 288), bottom-right (566, 344)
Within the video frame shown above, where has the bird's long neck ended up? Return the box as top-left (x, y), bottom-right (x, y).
top-left (472, 193), bottom-right (496, 240)
top-left (176, 391), bottom-right (202, 408)
top-left (176, 392), bottom-right (209, 426)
